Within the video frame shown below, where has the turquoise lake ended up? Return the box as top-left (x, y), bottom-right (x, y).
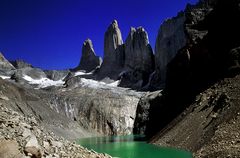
top-left (78, 135), bottom-right (192, 158)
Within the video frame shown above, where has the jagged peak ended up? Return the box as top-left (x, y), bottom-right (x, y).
top-left (136, 26), bottom-right (145, 32)
top-left (0, 52), bottom-right (5, 61)
top-left (107, 19), bottom-right (120, 31)
top-left (127, 26), bottom-right (149, 45)
top-left (83, 39), bottom-right (93, 49)
top-left (82, 38), bottom-right (96, 56)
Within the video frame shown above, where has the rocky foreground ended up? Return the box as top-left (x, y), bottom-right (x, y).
top-left (0, 101), bottom-right (111, 158)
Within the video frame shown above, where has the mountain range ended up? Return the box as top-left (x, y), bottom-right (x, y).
top-left (1, 0), bottom-right (240, 157)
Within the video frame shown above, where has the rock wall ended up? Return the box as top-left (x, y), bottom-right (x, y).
top-left (49, 85), bottom-right (142, 135)
top-left (152, 12), bottom-right (187, 88)
top-left (119, 27), bottom-right (155, 89)
top-left (125, 27), bottom-right (154, 74)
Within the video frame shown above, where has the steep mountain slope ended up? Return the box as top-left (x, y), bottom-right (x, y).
top-left (151, 75), bottom-right (240, 157)
top-left (134, 0), bottom-right (240, 156)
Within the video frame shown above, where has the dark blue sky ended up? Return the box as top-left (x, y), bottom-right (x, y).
top-left (0, 0), bottom-right (198, 70)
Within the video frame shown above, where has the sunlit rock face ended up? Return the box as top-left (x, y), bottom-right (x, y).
top-left (77, 39), bottom-right (102, 72)
top-left (48, 84), bottom-right (142, 136)
top-left (97, 20), bottom-right (125, 80)
top-left (104, 20), bottom-right (123, 65)
top-left (0, 52), bottom-right (15, 71)
top-left (151, 12), bottom-right (187, 88)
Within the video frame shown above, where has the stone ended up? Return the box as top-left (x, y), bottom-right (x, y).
top-left (43, 141), bottom-right (50, 150)
top-left (24, 146), bottom-right (42, 158)
top-left (22, 128), bottom-right (32, 138)
top-left (50, 141), bottom-right (63, 148)
top-left (77, 39), bottom-right (102, 72)
top-left (0, 139), bottom-right (23, 158)
top-left (25, 134), bottom-right (39, 148)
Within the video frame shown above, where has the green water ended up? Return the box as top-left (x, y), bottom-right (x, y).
top-left (78, 135), bottom-right (192, 158)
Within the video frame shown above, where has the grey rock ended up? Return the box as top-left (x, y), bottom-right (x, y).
top-left (103, 20), bottom-right (123, 65)
top-left (133, 91), bottom-right (162, 135)
top-left (11, 60), bottom-right (33, 69)
top-left (25, 134), bottom-right (39, 148)
top-left (0, 139), bottom-right (23, 158)
top-left (51, 86), bottom-right (142, 135)
top-left (77, 39), bottom-right (102, 72)
top-left (45, 70), bottom-right (70, 81)
top-left (153, 12), bottom-right (187, 88)
top-left (0, 52), bottom-right (15, 71)
top-left (120, 27), bottom-right (154, 88)
top-left (11, 67), bottom-right (47, 84)
top-left (98, 20), bottom-right (124, 79)
top-left (124, 27), bottom-right (154, 73)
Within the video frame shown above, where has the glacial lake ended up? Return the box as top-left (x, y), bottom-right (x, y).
top-left (78, 135), bottom-right (192, 158)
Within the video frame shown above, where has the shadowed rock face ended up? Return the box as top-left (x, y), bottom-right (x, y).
top-left (125, 27), bottom-right (154, 73)
top-left (77, 39), bottom-right (102, 72)
top-left (119, 27), bottom-right (154, 89)
top-left (98, 20), bottom-right (125, 79)
top-left (152, 12), bottom-right (187, 88)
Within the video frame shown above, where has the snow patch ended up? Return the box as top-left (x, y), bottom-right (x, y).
top-left (23, 75), bottom-right (64, 89)
top-left (74, 71), bottom-right (93, 77)
top-left (0, 75), bottom-right (11, 79)
top-left (79, 78), bottom-right (119, 89)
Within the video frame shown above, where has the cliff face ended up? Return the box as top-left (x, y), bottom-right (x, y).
top-left (124, 27), bottom-right (154, 73)
top-left (97, 20), bottom-right (125, 80)
top-left (119, 27), bottom-right (155, 89)
top-left (50, 86), bottom-right (141, 135)
top-left (152, 12), bottom-right (187, 88)
top-left (103, 20), bottom-right (124, 65)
